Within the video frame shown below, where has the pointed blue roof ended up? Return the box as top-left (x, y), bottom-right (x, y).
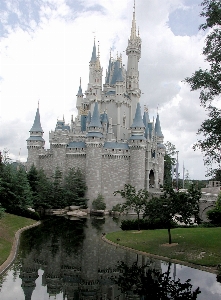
top-left (77, 85), bottom-right (83, 96)
top-left (131, 102), bottom-right (145, 128)
top-left (30, 108), bottom-right (43, 132)
top-left (116, 68), bottom-right (124, 82)
top-left (89, 102), bottom-right (102, 128)
top-left (155, 114), bottom-right (164, 138)
top-left (110, 60), bottom-right (120, 85)
top-left (143, 111), bottom-right (150, 127)
top-left (90, 40), bottom-right (96, 63)
top-left (105, 57), bottom-right (112, 84)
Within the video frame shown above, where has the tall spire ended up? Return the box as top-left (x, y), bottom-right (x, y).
top-left (89, 102), bottom-right (102, 128)
top-left (131, 102), bottom-right (145, 128)
top-left (155, 113), bottom-right (164, 138)
top-left (90, 38), bottom-right (96, 63)
top-left (30, 106), bottom-right (43, 132)
top-left (77, 77), bottom-right (83, 96)
top-left (130, 0), bottom-right (137, 40)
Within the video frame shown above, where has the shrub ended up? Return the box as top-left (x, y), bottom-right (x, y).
top-left (120, 218), bottom-right (176, 231)
top-left (92, 194), bottom-right (106, 210)
top-left (6, 207), bottom-right (40, 220)
top-left (207, 209), bottom-right (221, 225)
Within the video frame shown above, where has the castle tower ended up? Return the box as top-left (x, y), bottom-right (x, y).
top-left (126, 1), bottom-right (142, 123)
top-left (129, 102), bottom-right (146, 190)
top-left (26, 104), bottom-right (45, 170)
top-left (87, 40), bottom-right (103, 105)
top-left (85, 101), bottom-right (104, 207)
top-left (155, 113), bottom-right (165, 187)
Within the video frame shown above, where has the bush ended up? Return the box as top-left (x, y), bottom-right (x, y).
top-left (92, 194), bottom-right (106, 210)
top-left (207, 209), bottom-right (221, 225)
top-left (120, 218), bottom-right (176, 231)
top-left (6, 207), bottom-right (40, 220)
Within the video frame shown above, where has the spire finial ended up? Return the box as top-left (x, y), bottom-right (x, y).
top-left (133, 0), bottom-right (135, 13)
top-left (38, 100), bottom-right (39, 109)
top-left (98, 41), bottom-right (100, 59)
top-left (80, 77), bottom-right (81, 86)
top-left (110, 47), bottom-right (112, 59)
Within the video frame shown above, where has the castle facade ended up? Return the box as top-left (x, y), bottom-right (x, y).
top-left (26, 7), bottom-right (165, 209)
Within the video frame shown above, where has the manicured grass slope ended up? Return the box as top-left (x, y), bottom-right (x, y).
top-left (0, 213), bottom-right (37, 265)
top-left (106, 227), bottom-right (221, 267)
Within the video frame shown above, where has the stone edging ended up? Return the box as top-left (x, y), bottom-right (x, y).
top-left (102, 235), bottom-right (218, 275)
top-left (0, 221), bottom-right (41, 276)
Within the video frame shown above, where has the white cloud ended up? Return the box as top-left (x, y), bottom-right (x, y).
top-left (0, 0), bottom-right (210, 179)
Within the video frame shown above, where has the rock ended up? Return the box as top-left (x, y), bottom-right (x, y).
top-left (69, 206), bottom-right (81, 211)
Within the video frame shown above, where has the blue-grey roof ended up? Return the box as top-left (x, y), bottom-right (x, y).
top-left (129, 135), bottom-right (146, 140)
top-left (77, 84), bottom-right (83, 96)
top-left (143, 111), bottom-right (150, 127)
top-left (90, 41), bottom-right (96, 63)
top-left (105, 90), bottom-right (115, 95)
top-left (55, 120), bottom-right (70, 131)
top-left (157, 143), bottom-right (166, 149)
top-left (105, 57), bottom-right (112, 84)
top-left (104, 142), bottom-right (129, 150)
top-left (110, 60), bottom-right (120, 85)
top-left (26, 136), bottom-right (45, 141)
top-left (87, 132), bottom-right (103, 138)
top-left (100, 112), bottom-right (108, 124)
top-left (30, 108), bottom-right (43, 132)
top-left (89, 102), bottom-right (102, 128)
top-left (131, 102), bottom-right (145, 128)
top-left (116, 68), bottom-right (124, 82)
top-left (67, 141), bottom-right (86, 148)
top-left (155, 114), bottom-right (164, 138)
top-left (147, 123), bottom-right (152, 139)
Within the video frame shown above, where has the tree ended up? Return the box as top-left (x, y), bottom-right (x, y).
top-left (92, 193), bottom-right (106, 210)
top-left (206, 191), bottom-right (221, 224)
top-left (64, 168), bottom-right (88, 207)
top-left (114, 184), bottom-right (149, 230)
top-left (164, 141), bottom-right (177, 188)
top-left (51, 167), bottom-right (65, 208)
top-left (185, 0), bottom-right (221, 178)
top-left (144, 186), bottom-right (201, 244)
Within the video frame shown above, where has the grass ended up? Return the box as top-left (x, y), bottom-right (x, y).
top-left (106, 227), bottom-right (221, 267)
top-left (0, 213), bottom-right (37, 266)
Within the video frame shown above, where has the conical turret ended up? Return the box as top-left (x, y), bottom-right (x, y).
top-left (155, 113), bottom-right (164, 143)
top-left (90, 39), bottom-right (96, 63)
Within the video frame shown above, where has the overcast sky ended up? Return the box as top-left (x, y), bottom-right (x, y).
top-left (0, 0), bottom-right (210, 180)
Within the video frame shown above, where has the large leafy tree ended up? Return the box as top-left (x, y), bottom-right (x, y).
top-left (144, 185), bottom-right (201, 244)
top-left (164, 141), bottom-right (177, 188)
top-left (185, 0), bottom-right (221, 178)
top-left (114, 184), bottom-right (149, 230)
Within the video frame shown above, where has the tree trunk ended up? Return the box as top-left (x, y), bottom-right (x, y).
top-left (168, 227), bottom-right (172, 244)
top-left (137, 213), bottom-right (140, 231)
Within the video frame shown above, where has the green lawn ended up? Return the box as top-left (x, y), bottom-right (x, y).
top-left (106, 227), bottom-right (221, 267)
top-left (0, 213), bottom-right (37, 266)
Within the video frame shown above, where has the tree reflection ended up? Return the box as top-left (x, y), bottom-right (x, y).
top-left (20, 217), bottom-right (86, 256)
top-left (114, 261), bottom-right (201, 299)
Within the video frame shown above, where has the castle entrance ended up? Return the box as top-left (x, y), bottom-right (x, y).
top-left (149, 169), bottom-right (155, 188)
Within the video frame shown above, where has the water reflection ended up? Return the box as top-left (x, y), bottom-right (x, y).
top-left (0, 217), bottom-right (221, 299)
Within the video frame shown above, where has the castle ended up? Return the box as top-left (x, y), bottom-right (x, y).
top-left (26, 6), bottom-right (165, 210)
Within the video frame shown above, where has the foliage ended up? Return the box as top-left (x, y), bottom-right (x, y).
top-left (163, 141), bottom-right (178, 189)
top-left (184, 0), bottom-right (221, 177)
top-left (64, 168), bottom-right (88, 208)
top-left (120, 218), bottom-right (176, 231)
top-left (92, 193), bottom-right (106, 210)
top-left (144, 185), bottom-right (201, 243)
top-left (114, 184), bottom-right (149, 230)
top-left (206, 191), bottom-right (221, 224)
top-left (114, 261), bottom-right (200, 299)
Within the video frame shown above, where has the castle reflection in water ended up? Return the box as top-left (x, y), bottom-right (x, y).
top-left (18, 216), bottom-right (162, 300)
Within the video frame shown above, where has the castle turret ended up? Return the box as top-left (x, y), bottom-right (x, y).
top-left (86, 102), bottom-right (103, 207)
top-left (129, 102), bottom-right (146, 190)
top-left (26, 104), bottom-right (45, 170)
top-left (155, 113), bottom-right (165, 187)
top-left (76, 77), bottom-right (83, 113)
top-left (126, 2), bottom-right (142, 123)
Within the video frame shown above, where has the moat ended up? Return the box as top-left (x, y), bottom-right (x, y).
top-left (0, 216), bottom-right (221, 299)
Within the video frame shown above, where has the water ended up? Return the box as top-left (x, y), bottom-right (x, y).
top-left (0, 216), bottom-right (221, 300)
